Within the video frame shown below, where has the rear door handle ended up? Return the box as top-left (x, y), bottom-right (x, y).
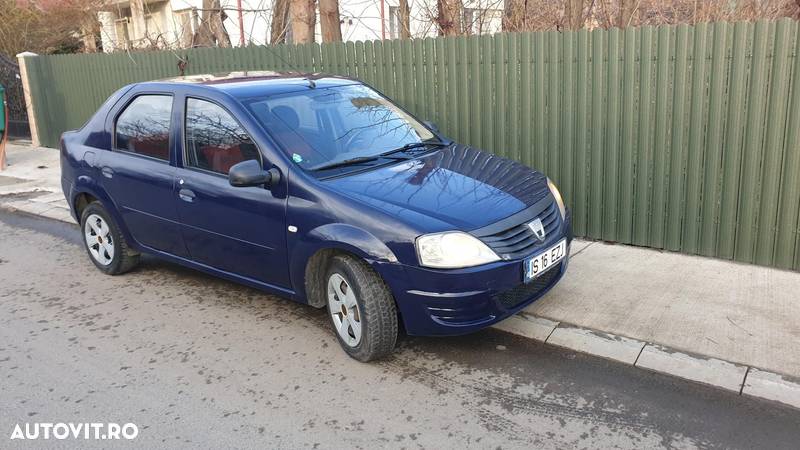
top-left (101, 166), bottom-right (114, 178)
top-left (178, 188), bottom-right (196, 203)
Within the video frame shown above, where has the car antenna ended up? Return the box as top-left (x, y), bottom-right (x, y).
top-left (259, 44), bottom-right (316, 89)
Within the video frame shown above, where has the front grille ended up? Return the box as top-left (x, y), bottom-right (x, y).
top-left (493, 263), bottom-right (562, 309)
top-left (472, 198), bottom-right (561, 260)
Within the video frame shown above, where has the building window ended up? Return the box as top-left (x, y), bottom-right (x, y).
top-left (388, 6), bottom-right (399, 39)
top-left (462, 8), bottom-right (476, 34)
top-left (114, 17), bottom-right (131, 47)
top-left (144, 13), bottom-right (157, 36)
top-left (463, 8), bottom-right (502, 35)
top-left (175, 9), bottom-right (198, 47)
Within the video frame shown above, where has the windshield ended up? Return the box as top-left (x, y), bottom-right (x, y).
top-left (245, 84), bottom-right (436, 170)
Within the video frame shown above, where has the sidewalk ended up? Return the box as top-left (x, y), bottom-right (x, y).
top-left (2, 142), bottom-right (800, 409)
top-left (528, 242), bottom-right (800, 377)
top-left (496, 241), bottom-right (800, 409)
top-left (0, 142), bottom-right (71, 222)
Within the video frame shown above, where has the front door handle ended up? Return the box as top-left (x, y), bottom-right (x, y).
top-left (178, 188), bottom-right (196, 203)
top-left (101, 166), bottom-right (114, 178)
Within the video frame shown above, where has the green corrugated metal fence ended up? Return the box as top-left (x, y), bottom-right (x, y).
top-left (23, 19), bottom-right (800, 271)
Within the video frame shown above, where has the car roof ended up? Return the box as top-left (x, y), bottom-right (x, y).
top-left (134, 71), bottom-right (361, 99)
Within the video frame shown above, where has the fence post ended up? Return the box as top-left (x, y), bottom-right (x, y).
top-left (15, 52), bottom-right (41, 148)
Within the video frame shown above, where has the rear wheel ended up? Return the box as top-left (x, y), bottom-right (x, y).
top-left (325, 255), bottom-right (397, 362)
top-left (80, 201), bottom-right (139, 275)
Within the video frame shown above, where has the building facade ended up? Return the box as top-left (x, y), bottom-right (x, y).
top-left (98, 0), bottom-right (502, 52)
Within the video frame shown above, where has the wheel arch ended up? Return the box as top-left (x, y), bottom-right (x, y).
top-left (73, 192), bottom-right (97, 218)
top-left (70, 177), bottom-right (137, 249)
top-left (291, 223), bottom-right (399, 308)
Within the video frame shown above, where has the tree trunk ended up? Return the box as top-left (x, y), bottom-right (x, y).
top-left (196, 10), bottom-right (215, 47)
top-left (289, 0), bottom-right (316, 44)
top-left (398, 0), bottom-right (411, 39)
top-left (319, 0), bottom-right (342, 42)
top-left (436, 0), bottom-right (463, 36)
top-left (208, 0), bottom-right (231, 47)
top-left (618, 0), bottom-right (637, 28)
top-left (271, 0), bottom-right (290, 44)
top-left (196, 0), bottom-right (231, 47)
top-left (502, 0), bottom-right (525, 32)
top-left (81, 20), bottom-right (98, 52)
top-left (564, 0), bottom-right (584, 30)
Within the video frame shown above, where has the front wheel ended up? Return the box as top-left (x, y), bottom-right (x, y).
top-left (325, 255), bottom-right (398, 362)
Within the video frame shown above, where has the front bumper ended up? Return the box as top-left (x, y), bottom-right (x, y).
top-left (378, 213), bottom-right (572, 336)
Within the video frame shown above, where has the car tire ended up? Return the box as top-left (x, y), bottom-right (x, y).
top-left (325, 255), bottom-right (398, 362)
top-left (80, 201), bottom-right (139, 275)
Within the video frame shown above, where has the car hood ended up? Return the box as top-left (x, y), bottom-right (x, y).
top-left (323, 145), bottom-right (551, 231)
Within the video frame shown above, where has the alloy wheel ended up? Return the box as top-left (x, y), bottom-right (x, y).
top-left (84, 213), bottom-right (114, 266)
top-left (327, 273), bottom-right (362, 347)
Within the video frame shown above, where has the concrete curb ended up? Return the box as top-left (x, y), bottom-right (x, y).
top-left (548, 325), bottom-right (645, 365)
top-left (3, 194), bottom-right (799, 412)
top-left (493, 311), bottom-right (800, 411)
top-left (636, 344), bottom-right (748, 393)
top-left (743, 369), bottom-right (800, 408)
top-left (0, 192), bottom-right (74, 224)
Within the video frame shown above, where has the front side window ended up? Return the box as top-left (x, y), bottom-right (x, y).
top-left (115, 95), bottom-right (173, 161)
top-left (245, 84), bottom-right (436, 171)
top-left (184, 98), bottom-right (261, 175)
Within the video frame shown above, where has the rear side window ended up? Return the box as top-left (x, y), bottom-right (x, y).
top-left (184, 98), bottom-right (260, 175)
top-left (115, 95), bottom-right (173, 161)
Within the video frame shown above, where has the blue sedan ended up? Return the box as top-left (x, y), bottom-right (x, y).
top-left (60, 72), bottom-right (572, 361)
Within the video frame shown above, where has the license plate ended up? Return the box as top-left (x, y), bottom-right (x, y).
top-left (524, 239), bottom-right (567, 282)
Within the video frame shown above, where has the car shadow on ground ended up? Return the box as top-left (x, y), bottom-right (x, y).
top-left (130, 252), bottom-right (530, 364)
top-left (133, 254), bottom-right (421, 344)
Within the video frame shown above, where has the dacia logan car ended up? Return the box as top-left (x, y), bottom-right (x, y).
top-left (60, 72), bottom-right (572, 361)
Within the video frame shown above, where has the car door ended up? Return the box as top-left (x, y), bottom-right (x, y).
top-left (175, 96), bottom-right (290, 289)
top-left (101, 93), bottom-right (187, 257)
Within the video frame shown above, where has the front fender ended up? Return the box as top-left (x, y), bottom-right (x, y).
top-left (70, 175), bottom-right (138, 251)
top-left (289, 223), bottom-right (399, 303)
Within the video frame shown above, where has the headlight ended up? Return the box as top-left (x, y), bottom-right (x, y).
top-left (416, 231), bottom-right (501, 269)
top-left (548, 178), bottom-right (566, 220)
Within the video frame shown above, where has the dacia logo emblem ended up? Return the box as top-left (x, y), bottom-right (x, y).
top-left (528, 218), bottom-right (546, 241)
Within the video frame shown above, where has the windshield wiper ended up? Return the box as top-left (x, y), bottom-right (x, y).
top-left (378, 140), bottom-right (449, 158)
top-left (311, 141), bottom-right (448, 172)
top-left (310, 155), bottom-right (381, 171)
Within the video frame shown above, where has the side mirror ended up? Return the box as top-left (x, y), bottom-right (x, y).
top-left (228, 160), bottom-right (280, 188)
top-left (423, 120), bottom-right (440, 133)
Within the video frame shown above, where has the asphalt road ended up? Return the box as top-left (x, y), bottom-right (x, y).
top-left (1, 209), bottom-right (799, 449)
